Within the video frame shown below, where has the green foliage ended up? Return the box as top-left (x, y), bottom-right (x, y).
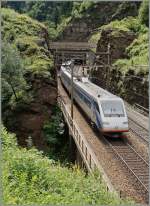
top-left (101, 17), bottom-right (145, 33)
top-left (89, 32), bottom-right (101, 52)
top-left (79, 1), bottom-right (94, 14)
top-left (2, 8), bottom-right (46, 41)
top-left (47, 27), bottom-right (58, 40)
top-left (27, 2), bottom-right (73, 27)
top-left (57, 16), bottom-right (72, 36)
top-left (43, 106), bottom-right (64, 146)
top-left (43, 106), bottom-right (68, 161)
top-left (1, 42), bottom-right (27, 104)
top-left (3, 2), bottom-right (74, 33)
top-left (71, 1), bottom-right (94, 19)
top-left (138, 0), bottom-right (149, 26)
top-left (2, 126), bottom-right (133, 205)
top-left (2, 8), bottom-right (54, 75)
top-left (1, 1), bottom-right (27, 13)
top-left (127, 32), bottom-right (148, 56)
top-left (2, 126), bottom-right (18, 149)
top-left (71, 2), bottom-right (81, 17)
top-left (114, 26), bottom-right (148, 70)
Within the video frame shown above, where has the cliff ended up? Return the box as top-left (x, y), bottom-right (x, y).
top-left (57, 2), bottom-right (140, 41)
top-left (89, 16), bottom-right (148, 107)
top-left (2, 8), bottom-right (57, 150)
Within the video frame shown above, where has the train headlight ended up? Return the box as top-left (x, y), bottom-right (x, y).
top-left (123, 121), bottom-right (128, 124)
top-left (103, 122), bottom-right (109, 125)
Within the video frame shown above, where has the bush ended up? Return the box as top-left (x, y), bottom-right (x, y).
top-left (101, 17), bottom-right (145, 33)
top-left (2, 126), bottom-right (133, 205)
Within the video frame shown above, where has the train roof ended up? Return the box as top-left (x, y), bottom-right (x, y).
top-left (76, 79), bottom-right (119, 100)
top-left (61, 66), bottom-right (122, 101)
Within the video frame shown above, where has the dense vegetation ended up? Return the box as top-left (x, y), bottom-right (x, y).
top-left (2, 8), bottom-right (53, 75)
top-left (1, 1), bottom-right (148, 204)
top-left (2, 42), bottom-right (27, 106)
top-left (43, 106), bottom-right (69, 162)
top-left (2, 8), bottom-right (54, 128)
top-left (2, 1), bottom-right (74, 40)
top-left (2, 126), bottom-right (133, 205)
top-left (138, 0), bottom-right (149, 26)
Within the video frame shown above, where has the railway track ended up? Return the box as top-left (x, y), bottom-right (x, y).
top-left (128, 117), bottom-right (149, 143)
top-left (59, 78), bottom-right (149, 202)
top-left (104, 137), bottom-right (149, 197)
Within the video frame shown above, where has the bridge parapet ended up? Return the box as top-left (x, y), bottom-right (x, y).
top-left (58, 96), bottom-right (96, 172)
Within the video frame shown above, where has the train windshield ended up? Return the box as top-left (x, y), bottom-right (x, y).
top-left (101, 100), bottom-right (125, 117)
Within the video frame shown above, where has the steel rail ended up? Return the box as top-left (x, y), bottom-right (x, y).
top-left (129, 128), bottom-right (149, 144)
top-left (128, 116), bottom-right (148, 132)
top-left (104, 137), bottom-right (149, 193)
top-left (128, 118), bottom-right (149, 144)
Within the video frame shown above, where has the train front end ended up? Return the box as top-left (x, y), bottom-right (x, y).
top-left (99, 98), bottom-right (129, 136)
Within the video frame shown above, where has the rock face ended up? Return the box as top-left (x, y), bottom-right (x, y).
top-left (96, 29), bottom-right (136, 65)
top-left (58, 2), bottom-right (140, 42)
top-left (91, 26), bottom-right (148, 108)
top-left (10, 75), bottom-right (57, 151)
top-left (92, 66), bottom-right (148, 108)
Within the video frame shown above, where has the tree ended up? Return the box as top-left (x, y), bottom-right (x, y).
top-left (138, 0), bottom-right (149, 26)
top-left (1, 1), bottom-right (27, 13)
top-left (2, 42), bottom-right (26, 103)
top-left (2, 1), bottom-right (74, 29)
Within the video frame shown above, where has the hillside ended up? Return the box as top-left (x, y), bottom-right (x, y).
top-left (88, 1), bottom-right (148, 108)
top-left (1, 3), bottom-right (148, 205)
top-left (2, 126), bottom-right (133, 205)
top-left (2, 8), bottom-right (57, 150)
top-left (57, 1), bottom-right (140, 41)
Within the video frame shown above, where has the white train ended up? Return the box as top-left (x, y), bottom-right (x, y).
top-left (60, 62), bottom-right (129, 136)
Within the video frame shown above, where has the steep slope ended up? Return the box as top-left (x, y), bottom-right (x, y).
top-left (89, 15), bottom-right (148, 107)
top-left (57, 1), bottom-right (140, 41)
top-left (2, 8), bottom-right (57, 150)
top-left (2, 126), bottom-right (133, 205)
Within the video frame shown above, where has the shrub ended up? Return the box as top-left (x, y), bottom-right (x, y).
top-left (2, 126), bottom-right (133, 205)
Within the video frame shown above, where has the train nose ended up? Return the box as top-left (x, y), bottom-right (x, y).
top-left (103, 119), bottom-right (128, 131)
